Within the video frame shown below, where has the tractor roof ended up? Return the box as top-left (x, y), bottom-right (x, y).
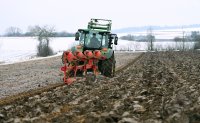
top-left (78, 29), bottom-right (110, 34)
top-left (87, 19), bottom-right (112, 32)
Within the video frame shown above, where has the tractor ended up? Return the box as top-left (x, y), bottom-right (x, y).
top-left (61, 19), bottom-right (118, 85)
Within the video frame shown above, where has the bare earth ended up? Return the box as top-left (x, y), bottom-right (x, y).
top-left (0, 51), bottom-right (200, 123)
top-left (0, 52), bottom-right (142, 99)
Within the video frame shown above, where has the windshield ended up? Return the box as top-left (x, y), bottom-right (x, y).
top-left (80, 33), bottom-right (108, 48)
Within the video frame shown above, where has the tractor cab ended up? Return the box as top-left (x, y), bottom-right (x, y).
top-left (75, 19), bottom-right (118, 51)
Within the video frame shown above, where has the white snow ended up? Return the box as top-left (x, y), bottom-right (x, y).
top-left (0, 30), bottom-right (198, 64)
top-left (0, 37), bottom-right (78, 64)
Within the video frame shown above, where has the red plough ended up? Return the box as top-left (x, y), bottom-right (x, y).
top-left (60, 50), bottom-right (106, 85)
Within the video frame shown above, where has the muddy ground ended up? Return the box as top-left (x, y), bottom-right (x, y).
top-left (1, 51), bottom-right (200, 123)
top-left (0, 52), bottom-right (141, 99)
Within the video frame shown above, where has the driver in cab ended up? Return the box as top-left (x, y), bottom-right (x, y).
top-left (89, 33), bottom-right (100, 48)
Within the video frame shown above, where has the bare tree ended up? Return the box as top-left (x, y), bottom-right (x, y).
top-left (182, 27), bottom-right (185, 50)
top-left (191, 31), bottom-right (200, 49)
top-left (29, 25), bottom-right (55, 57)
top-left (174, 36), bottom-right (182, 50)
top-left (5, 27), bottom-right (22, 36)
top-left (147, 27), bottom-right (155, 51)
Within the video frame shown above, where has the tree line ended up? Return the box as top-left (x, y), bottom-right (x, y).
top-left (120, 27), bottom-right (155, 51)
top-left (2, 26), bottom-right (74, 37)
top-left (120, 30), bottom-right (200, 50)
top-left (120, 34), bottom-right (155, 42)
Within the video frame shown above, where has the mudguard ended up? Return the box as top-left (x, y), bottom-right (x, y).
top-left (101, 48), bottom-right (114, 59)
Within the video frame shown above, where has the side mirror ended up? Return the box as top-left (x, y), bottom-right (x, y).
top-left (108, 34), bottom-right (113, 40)
top-left (75, 32), bottom-right (79, 41)
top-left (114, 36), bottom-right (118, 45)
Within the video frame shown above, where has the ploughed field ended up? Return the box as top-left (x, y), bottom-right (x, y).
top-left (0, 52), bottom-right (140, 99)
top-left (1, 51), bottom-right (200, 123)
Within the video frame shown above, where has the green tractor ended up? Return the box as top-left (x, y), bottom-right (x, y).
top-left (61, 19), bottom-right (118, 84)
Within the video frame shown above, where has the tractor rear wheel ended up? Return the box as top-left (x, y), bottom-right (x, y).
top-left (101, 53), bottom-right (116, 77)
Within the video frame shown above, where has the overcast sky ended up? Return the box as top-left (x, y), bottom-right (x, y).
top-left (0, 0), bottom-right (199, 34)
